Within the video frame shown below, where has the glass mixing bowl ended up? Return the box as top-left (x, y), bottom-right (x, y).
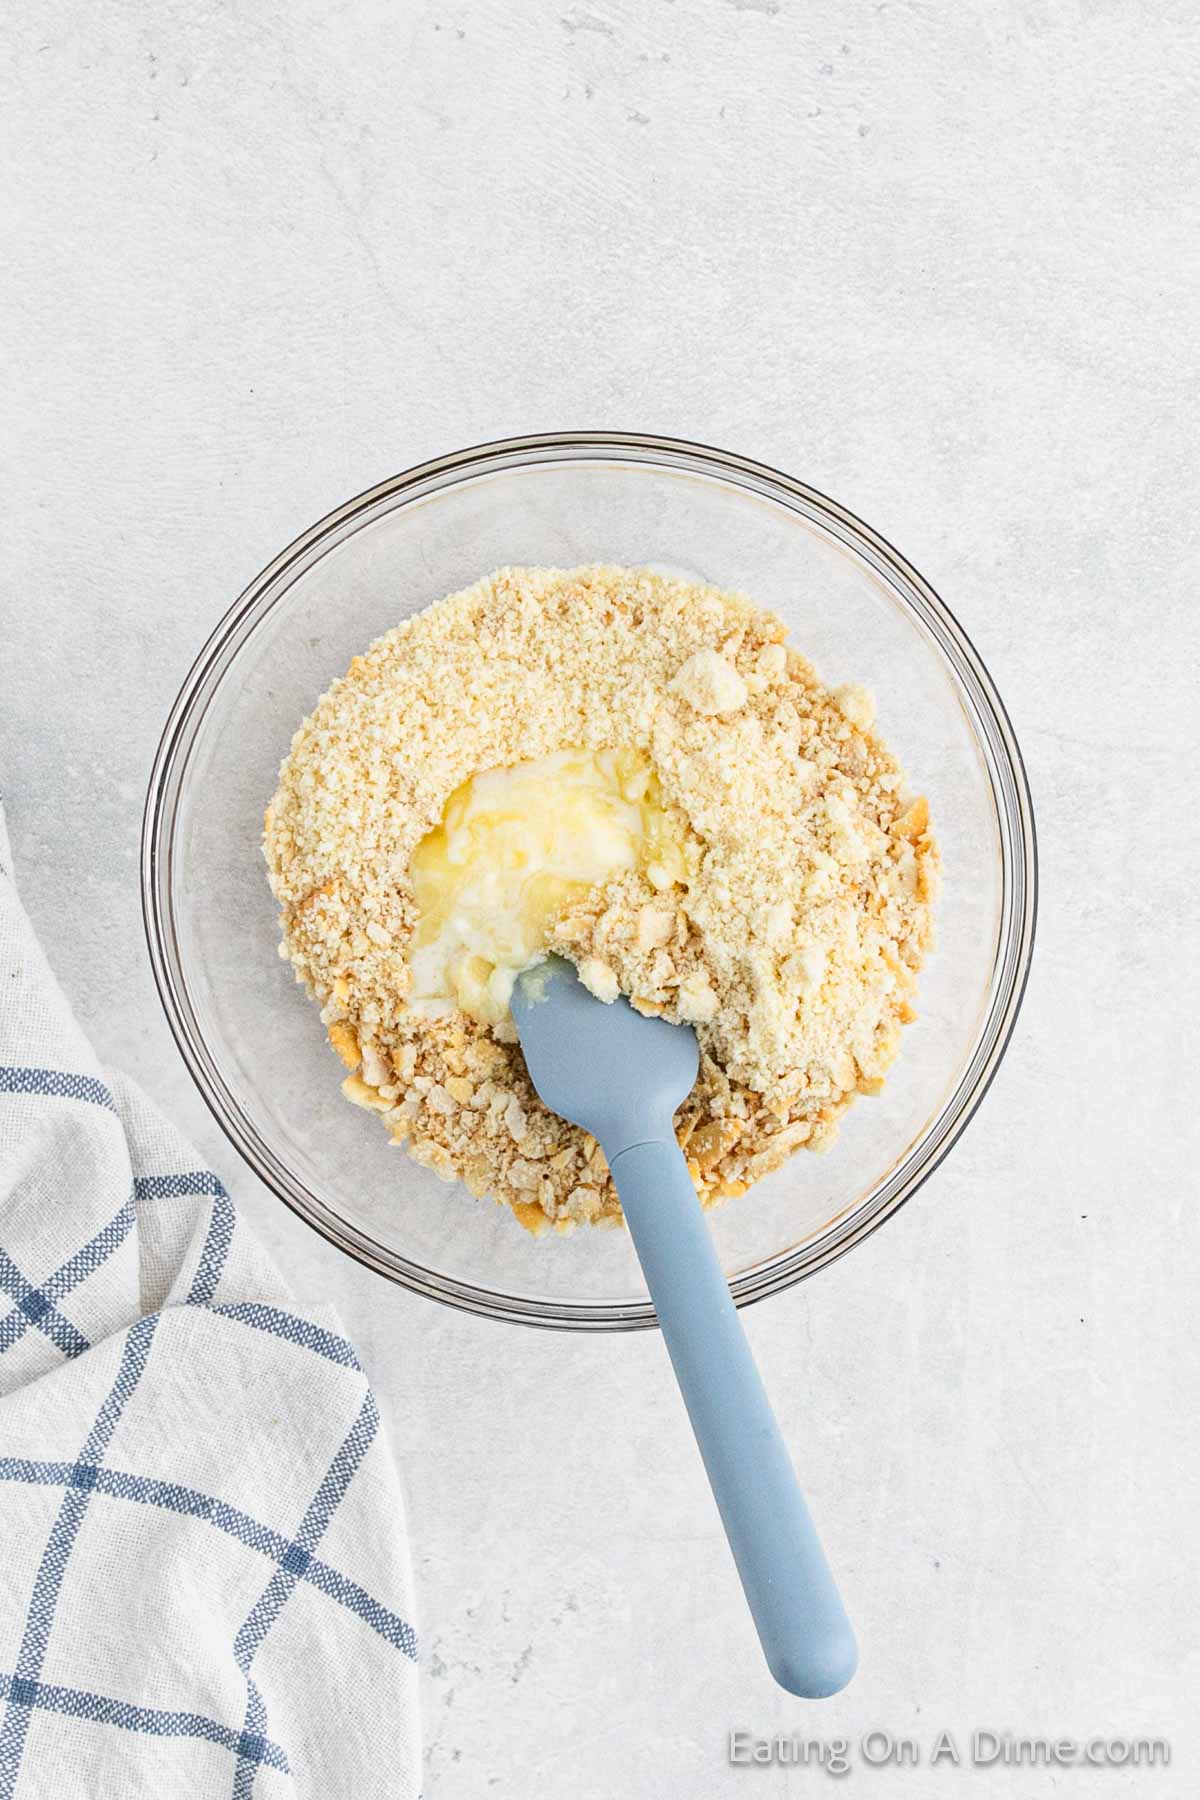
top-left (142, 433), bottom-right (1036, 1329)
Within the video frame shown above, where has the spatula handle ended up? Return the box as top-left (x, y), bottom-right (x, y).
top-left (609, 1137), bottom-right (858, 1698)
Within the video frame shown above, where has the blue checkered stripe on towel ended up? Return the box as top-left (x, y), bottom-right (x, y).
top-left (0, 806), bottom-right (420, 1800)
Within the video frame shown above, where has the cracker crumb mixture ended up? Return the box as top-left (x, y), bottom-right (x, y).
top-left (264, 565), bottom-right (939, 1234)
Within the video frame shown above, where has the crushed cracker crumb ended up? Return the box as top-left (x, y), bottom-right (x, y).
top-left (264, 565), bottom-right (939, 1233)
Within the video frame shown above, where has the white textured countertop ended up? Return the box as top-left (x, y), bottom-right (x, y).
top-left (3, 3), bottom-right (1198, 1794)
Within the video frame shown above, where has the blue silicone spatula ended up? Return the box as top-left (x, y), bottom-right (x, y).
top-left (511, 956), bottom-right (857, 1698)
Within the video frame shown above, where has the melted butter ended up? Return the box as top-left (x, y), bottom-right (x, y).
top-left (408, 748), bottom-right (690, 1022)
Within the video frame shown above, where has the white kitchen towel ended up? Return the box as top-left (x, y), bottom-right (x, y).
top-left (0, 799), bottom-right (420, 1799)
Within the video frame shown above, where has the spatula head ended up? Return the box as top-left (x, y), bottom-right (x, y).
top-left (511, 956), bottom-right (699, 1158)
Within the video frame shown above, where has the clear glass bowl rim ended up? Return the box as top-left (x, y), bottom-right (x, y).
top-left (141, 430), bottom-right (1038, 1331)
